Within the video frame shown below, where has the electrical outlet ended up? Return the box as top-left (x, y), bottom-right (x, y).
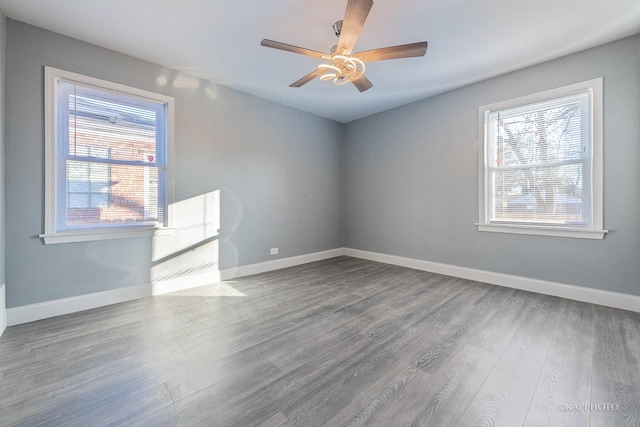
top-left (270, 248), bottom-right (279, 255)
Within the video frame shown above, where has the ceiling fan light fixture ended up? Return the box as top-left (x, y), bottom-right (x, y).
top-left (318, 64), bottom-right (339, 82)
top-left (319, 73), bottom-right (337, 81)
top-left (260, 0), bottom-right (428, 92)
top-left (318, 53), bottom-right (365, 86)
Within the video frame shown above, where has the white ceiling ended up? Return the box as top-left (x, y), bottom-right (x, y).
top-left (1, 0), bottom-right (640, 123)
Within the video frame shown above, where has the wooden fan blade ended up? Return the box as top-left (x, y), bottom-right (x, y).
top-left (261, 39), bottom-right (327, 58)
top-left (354, 41), bottom-right (428, 62)
top-left (352, 75), bottom-right (373, 92)
top-left (337, 0), bottom-right (374, 55)
top-left (290, 68), bottom-right (326, 87)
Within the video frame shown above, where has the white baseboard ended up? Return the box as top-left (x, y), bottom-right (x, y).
top-left (7, 283), bottom-right (152, 327)
top-left (344, 248), bottom-right (640, 313)
top-left (6, 248), bottom-right (345, 326)
top-left (0, 284), bottom-right (6, 337)
top-left (6, 246), bottom-right (638, 327)
top-left (219, 248), bottom-right (346, 280)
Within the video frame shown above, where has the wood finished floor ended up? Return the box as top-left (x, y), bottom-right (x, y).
top-left (1, 256), bottom-right (639, 426)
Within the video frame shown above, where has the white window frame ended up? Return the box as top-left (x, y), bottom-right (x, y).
top-left (477, 78), bottom-right (607, 239)
top-left (41, 67), bottom-right (174, 244)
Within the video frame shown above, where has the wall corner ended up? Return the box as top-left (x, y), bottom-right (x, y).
top-left (0, 284), bottom-right (6, 337)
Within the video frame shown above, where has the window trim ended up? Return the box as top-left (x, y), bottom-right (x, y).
top-left (41, 66), bottom-right (175, 244)
top-left (476, 78), bottom-right (607, 240)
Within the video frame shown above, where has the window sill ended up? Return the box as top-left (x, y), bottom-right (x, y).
top-left (40, 226), bottom-right (175, 244)
top-left (476, 223), bottom-right (608, 240)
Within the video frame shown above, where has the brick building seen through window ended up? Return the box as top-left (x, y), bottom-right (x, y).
top-left (65, 93), bottom-right (160, 227)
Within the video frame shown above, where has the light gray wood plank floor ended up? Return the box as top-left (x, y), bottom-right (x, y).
top-left (1, 256), bottom-right (638, 426)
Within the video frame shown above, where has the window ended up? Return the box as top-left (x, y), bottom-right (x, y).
top-left (477, 79), bottom-right (606, 239)
top-left (41, 67), bottom-right (174, 244)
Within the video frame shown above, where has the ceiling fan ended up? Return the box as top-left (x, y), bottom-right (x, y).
top-left (260, 0), bottom-right (428, 92)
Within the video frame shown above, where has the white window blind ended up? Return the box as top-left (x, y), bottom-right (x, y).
top-left (478, 79), bottom-right (606, 239)
top-left (56, 81), bottom-right (167, 230)
top-left (42, 67), bottom-right (174, 243)
top-left (487, 92), bottom-right (589, 225)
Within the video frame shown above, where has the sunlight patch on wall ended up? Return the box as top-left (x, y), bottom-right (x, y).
top-left (151, 190), bottom-right (221, 287)
top-left (205, 84), bottom-right (218, 100)
top-left (173, 74), bottom-right (201, 89)
top-left (156, 73), bottom-right (169, 86)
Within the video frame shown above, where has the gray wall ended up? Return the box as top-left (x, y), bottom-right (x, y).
top-left (0, 9), bottom-right (5, 329)
top-left (344, 35), bottom-right (640, 296)
top-left (5, 18), bottom-right (639, 309)
top-left (5, 20), bottom-right (343, 308)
